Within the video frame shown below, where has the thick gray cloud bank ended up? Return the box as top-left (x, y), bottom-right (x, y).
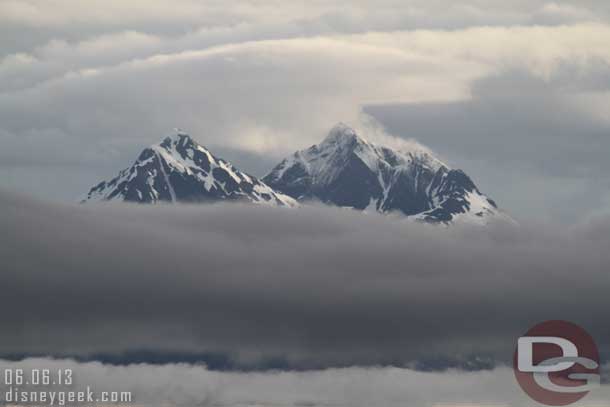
top-left (2, 358), bottom-right (610, 407)
top-left (2, 190), bottom-right (609, 369)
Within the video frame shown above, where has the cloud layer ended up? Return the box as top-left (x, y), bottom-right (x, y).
top-left (2, 358), bottom-right (610, 407)
top-left (2, 189), bottom-right (609, 369)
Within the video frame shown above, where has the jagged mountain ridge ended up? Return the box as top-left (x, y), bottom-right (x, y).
top-left (82, 130), bottom-right (297, 206)
top-left (263, 123), bottom-right (501, 223)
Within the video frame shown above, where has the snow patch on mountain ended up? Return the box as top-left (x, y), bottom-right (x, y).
top-left (83, 129), bottom-right (297, 207)
top-left (264, 123), bottom-right (507, 224)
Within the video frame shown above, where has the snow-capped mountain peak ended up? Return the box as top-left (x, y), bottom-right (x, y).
top-left (320, 122), bottom-right (360, 145)
top-left (264, 124), bottom-right (505, 224)
top-left (83, 129), bottom-right (297, 207)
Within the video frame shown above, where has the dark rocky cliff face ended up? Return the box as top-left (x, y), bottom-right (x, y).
top-left (264, 124), bottom-right (499, 223)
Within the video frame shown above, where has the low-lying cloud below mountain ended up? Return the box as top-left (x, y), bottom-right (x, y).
top-left (1, 189), bottom-right (609, 369)
top-left (3, 358), bottom-right (610, 407)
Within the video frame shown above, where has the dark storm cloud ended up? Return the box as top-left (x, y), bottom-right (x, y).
top-left (2, 189), bottom-right (609, 369)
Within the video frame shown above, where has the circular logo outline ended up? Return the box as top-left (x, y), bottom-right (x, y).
top-left (513, 320), bottom-right (600, 406)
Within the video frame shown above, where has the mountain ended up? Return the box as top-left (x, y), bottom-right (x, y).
top-left (263, 123), bottom-right (503, 223)
top-left (82, 129), bottom-right (297, 207)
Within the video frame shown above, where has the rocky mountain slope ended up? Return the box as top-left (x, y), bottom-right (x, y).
top-left (263, 124), bottom-right (501, 223)
top-left (83, 129), bottom-right (297, 207)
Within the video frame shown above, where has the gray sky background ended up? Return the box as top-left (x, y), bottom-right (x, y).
top-left (2, 0), bottom-right (610, 222)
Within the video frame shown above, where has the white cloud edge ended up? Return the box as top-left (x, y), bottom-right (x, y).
top-left (2, 358), bottom-right (609, 407)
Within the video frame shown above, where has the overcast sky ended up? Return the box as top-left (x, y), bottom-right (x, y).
top-left (2, 0), bottom-right (610, 222)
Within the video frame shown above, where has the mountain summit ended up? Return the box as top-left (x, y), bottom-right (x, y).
top-left (82, 129), bottom-right (297, 206)
top-left (263, 123), bottom-right (502, 223)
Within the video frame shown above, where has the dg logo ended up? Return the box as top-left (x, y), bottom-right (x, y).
top-left (513, 320), bottom-right (600, 406)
